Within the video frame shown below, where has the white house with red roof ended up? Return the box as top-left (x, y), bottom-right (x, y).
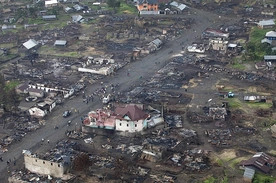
top-left (82, 104), bottom-right (164, 134)
top-left (115, 104), bottom-right (150, 133)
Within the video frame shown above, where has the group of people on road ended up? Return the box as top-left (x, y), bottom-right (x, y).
top-left (81, 83), bottom-right (119, 104)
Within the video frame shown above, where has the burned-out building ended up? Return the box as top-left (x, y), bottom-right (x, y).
top-left (209, 38), bottom-right (228, 53)
top-left (23, 150), bottom-right (71, 178)
top-left (209, 107), bottom-right (227, 120)
top-left (202, 28), bottom-right (229, 39)
top-left (28, 99), bottom-right (56, 118)
top-left (83, 109), bottom-right (116, 130)
top-left (141, 144), bottom-right (166, 162)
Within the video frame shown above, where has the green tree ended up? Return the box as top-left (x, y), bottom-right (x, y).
top-left (28, 7), bottom-right (37, 18)
top-left (0, 75), bottom-right (20, 112)
top-left (107, 0), bottom-right (121, 9)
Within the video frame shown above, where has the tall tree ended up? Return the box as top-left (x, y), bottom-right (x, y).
top-left (107, 0), bottom-right (121, 9)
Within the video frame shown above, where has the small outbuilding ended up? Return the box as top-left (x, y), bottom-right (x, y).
top-left (258, 19), bottom-right (275, 29)
top-left (54, 40), bottom-right (67, 46)
top-left (42, 15), bottom-right (57, 20)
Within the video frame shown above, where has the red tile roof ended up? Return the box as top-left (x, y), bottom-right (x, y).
top-left (115, 105), bottom-right (148, 121)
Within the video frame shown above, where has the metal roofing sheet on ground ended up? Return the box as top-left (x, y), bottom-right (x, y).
top-left (23, 39), bottom-right (38, 49)
top-left (243, 167), bottom-right (255, 179)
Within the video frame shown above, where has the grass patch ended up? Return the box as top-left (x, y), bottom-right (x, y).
top-left (0, 43), bottom-right (15, 48)
top-left (27, 18), bottom-right (45, 25)
top-left (202, 176), bottom-right (216, 183)
top-left (227, 98), bottom-right (242, 109)
top-left (117, 2), bottom-right (137, 14)
top-left (253, 172), bottom-right (276, 183)
top-left (41, 21), bottom-right (68, 30)
top-left (158, 20), bottom-right (174, 25)
top-left (249, 27), bottom-right (269, 43)
top-left (0, 54), bottom-right (19, 62)
top-left (246, 102), bottom-right (272, 109)
top-left (5, 80), bottom-right (20, 91)
top-left (245, 26), bottom-right (276, 61)
top-left (39, 45), bottom-right (79, 58)
top-left (232, 63), bottom-right (245, 70)
top-left (40, 14), bottom-right (70, 30)
top-left (228, 157), bottom-right (247, 169)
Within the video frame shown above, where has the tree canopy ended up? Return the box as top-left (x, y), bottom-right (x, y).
top-left (107, 0), bottom-right (121, 9)
top-left (0, 75), bottom-right (20, 112)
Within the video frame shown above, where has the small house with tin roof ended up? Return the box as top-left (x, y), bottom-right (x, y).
top-left (258, 19), bottom-right (275, 29)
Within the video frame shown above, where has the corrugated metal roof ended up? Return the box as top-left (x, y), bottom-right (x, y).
top-left (258, 19), bottom-right (275, 26)
top-left (177, 4), bottom-right (188, 10)
top-left (266, 31), bottom-right (276, 37)
top-left (42, 15), bottom-right (56, 19)
top-left (261, 38), bottom-right (272, 44)
top-left (170, 1), bottom-right (178, 7)
top-left (264, 55), bottom-right (276, 60)
top-left (243, 167), bottom-right (255, 179)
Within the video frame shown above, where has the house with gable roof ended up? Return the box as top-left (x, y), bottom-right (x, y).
top-left (115, 104), bottom-right (150, 133)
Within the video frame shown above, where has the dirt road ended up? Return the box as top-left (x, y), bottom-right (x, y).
top-left (0, 8), bottom-right (239, 182)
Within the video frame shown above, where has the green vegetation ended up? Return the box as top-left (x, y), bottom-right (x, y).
top-left (253, 173), bottom-right (276, 183)
top-left (215, 158), bottom-right (223, 166)
top-left (0, 54), bottom-right (19, 62)
top-left (0, 43), bottom-right (15, 48)
top-left (5, 80), bottom-right (20, 91)
top-left (245, 27), bottom-right (276, 61)
top-left (228, 97), bottom-right (272, 109)
top-left (41, 21), bottom-right (68, 30)
top-left (107, 0), bottom-right (121, 10)
top-left (117, 2), bottom-right (137, 14)
top-left (227, 98), bottom-right (242, 109)
top-left (0, 75), bottom-right (20, 111)
top-left (27, 18), bottom-right (45, 25)
top-left (203, 176), bottom-right (216, 183)
top-left (158, 20), bottom-right (174, 25)
top-left (232, 63), bottom-right (246, 70)
top-left (39, 45), bottom-right (79, 58)
top-left (106, 0), bottom-right (137, 14)
top-left (246, 102), bottom-right (272, 109)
